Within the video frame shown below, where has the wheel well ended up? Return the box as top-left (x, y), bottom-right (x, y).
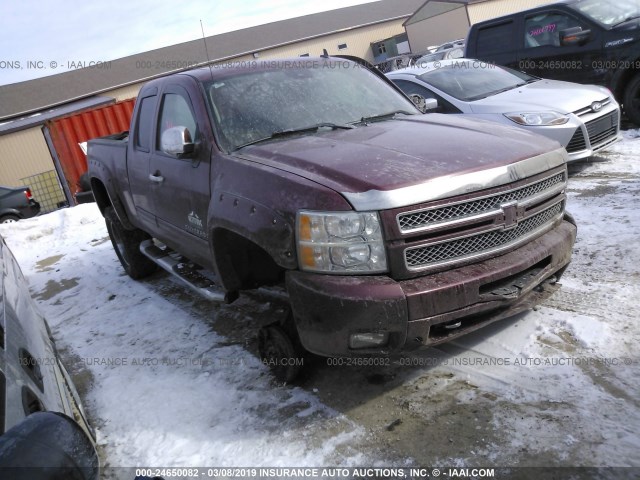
top-left (211, 229), bottom-right (285, 291)
top-left (90, 178), bottom-right (111, 215)
top-left (615, 68), bottom-right (640, 100)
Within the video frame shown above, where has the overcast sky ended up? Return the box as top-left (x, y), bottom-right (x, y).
top-left (0, 0), bottom-right (377, 86)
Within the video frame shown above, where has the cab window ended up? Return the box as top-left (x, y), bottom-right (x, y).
top-left (476, 21), bottom-right (515, 55)
top-left (134, 95), bottom-right (156, 151)
top-left (524, 12), bottom-right (588, 48)
top-left (157, 93), bottom-right (198, 150)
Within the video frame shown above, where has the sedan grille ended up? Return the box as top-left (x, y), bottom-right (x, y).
top-left (574, 98), bottom-right (610, 117)
top-left (405, 201), bottom-right (564, 269)
top-left (586, 111), bottom-right (618, 147)
top-left (566, 129), bottom-right (587, 153)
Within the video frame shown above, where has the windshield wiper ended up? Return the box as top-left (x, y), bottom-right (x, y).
top-left (234, 123), bottom-right (354, 150)
top-left (613, 14), bottom-right (640, 28)
top-left (467, 83), bottom-right (528, 101)
top-left (357, 110), bottom-right (414, 125)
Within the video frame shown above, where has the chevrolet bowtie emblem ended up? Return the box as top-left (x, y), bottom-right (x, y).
top-left (502, 201), bottom-right (519, 230)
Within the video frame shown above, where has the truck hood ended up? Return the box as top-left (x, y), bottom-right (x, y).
top-left (469, 79), bottom-right (613, 114)
top-left (235, 114), bottom-right (566, 210)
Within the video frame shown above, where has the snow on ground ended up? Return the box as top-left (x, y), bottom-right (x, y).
top-left (1, 132), bottom-right (639, 472)
top-left (0, 207), bottom-right (369, 468)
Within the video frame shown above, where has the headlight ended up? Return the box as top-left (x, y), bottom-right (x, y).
top-left (504, 111), bottom-right (570, 126)
top-left (297, 211), bottom-right (387, 273)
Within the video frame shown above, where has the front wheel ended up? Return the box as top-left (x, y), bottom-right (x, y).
top-left (0, 214), bottom-right (20, 224)
top-left (258, 324), bottom-right (305, 383)
top-left (104, 207), bottom-right (157, 279)
top-left (624, 74), bottom-right (640, 126)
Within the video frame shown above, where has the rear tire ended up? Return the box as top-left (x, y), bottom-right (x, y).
top-left (0, 215), bottom-right (20, 224)
top-left (104, 207), bottom-right (157, 279)
top-left (623, 74), bottom-right (640, 126)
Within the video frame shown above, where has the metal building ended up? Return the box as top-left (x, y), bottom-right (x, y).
top-left (404, 0), bottom-right (552, 53)
top-left (0, 0), bottom-right (424, 206)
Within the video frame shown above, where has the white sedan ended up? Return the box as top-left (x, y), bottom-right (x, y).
top-left (387, 58), bottom-right (622, 162)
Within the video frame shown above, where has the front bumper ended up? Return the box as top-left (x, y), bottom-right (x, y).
top-left (520, 104), bottom-right (621, 162)
top-left (287, 218), bottom-right (576, 357)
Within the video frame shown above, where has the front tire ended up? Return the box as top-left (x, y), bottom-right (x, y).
top-left (0, 214), bottom-right (20, 224)
top-left (624, 74), bottom-right (640, 126)
top-left (258, 324), bottom-right (305, 383)
top-left (104, 207), bottom-right (157, 279)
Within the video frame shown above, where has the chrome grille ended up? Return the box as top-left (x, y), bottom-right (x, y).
top-left (398, 172), bottom-right (565, 233)
top-left (574, 98), bottom-right (610, 117)
top-left (405, 201), bottom-right (564, 269)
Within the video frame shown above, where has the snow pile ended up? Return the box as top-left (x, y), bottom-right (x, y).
top-left (1, 205), bottom-right (368, 467)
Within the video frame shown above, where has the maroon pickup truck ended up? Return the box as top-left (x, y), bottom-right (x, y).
top-left (88, 57), bottom-right (576, 381)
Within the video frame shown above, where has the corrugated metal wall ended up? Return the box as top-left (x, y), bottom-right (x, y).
top-left (0, 127), bottom-right (55, 186)
top-left (468, 0), bottom-right (551, 24)
top-left (45, 99), bottom-right (135, 200)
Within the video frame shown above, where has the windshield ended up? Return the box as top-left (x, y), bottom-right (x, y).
top-left (418, 63), bottom-right (538, 101)
top-left (570, 0), bottom-right (640, 26)
top-left (205, 60), bottom-right (416, 151)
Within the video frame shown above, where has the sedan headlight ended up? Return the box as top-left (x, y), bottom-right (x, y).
top-left (297, 211), bottom-right (387, 273)
top-left (504, 111), bottom-right (570, 126)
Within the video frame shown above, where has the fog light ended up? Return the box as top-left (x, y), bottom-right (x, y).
top-left (349, 332), bottom-right (389, 349)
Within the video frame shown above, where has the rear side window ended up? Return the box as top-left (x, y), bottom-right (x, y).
top-left (135, 96), bottom-right (157, 151)
top-left (476, 21), bottom-right (515, 55)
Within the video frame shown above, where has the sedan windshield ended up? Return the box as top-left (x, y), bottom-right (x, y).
top-left (205, 60), bottom-right (416, 151)
top-left (570, 0), bottom-right (640, 27)
top-left (418, 63), bottom-right (538, 101)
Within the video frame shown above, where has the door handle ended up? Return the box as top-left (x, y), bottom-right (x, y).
top-left (149, 173), bottom-right (164, 183)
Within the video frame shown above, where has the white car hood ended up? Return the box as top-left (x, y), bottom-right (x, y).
top-left (469, 79), bottom-right (612, 115)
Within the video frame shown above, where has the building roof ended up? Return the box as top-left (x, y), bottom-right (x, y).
top-left (404, 0), bottom-right (487, 26)
top-left (0, 96), bottom-right (114, 136)
top-left (0, 0), bottom-right (423, 121)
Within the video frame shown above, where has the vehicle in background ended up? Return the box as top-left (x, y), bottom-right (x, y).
top-left (434, 39), bottom-right (465, 52)
top-left (88, 57), bottom-right (576, 382)
top-left (465, 0), bottom-right (640, 124)
top-left (387, 58), bottom-right (621, 161)
top-left (0, 186), bottom-right (41, 223)
top-left (376, 39), bottom-right (466, 74)
top-left (375, 53), bottom-right (423, 73)
top-left (0, 234), bottom-right (99, 479)
top-left (415, 45), bottom-right (464, 65)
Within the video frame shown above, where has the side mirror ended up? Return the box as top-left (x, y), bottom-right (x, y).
top-left (161, 126), bottom-right (195, 156)
top-left (409, 94), bottom-right (438, 113)
top-left (560, 27), bottom-right (591, 46)
top-left (424, 98), bottom-right (439, 112)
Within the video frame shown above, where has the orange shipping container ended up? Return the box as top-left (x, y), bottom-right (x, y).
top-left (43, 98), bottom-right (135, 204)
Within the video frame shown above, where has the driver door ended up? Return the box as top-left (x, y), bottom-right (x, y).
top-left (518, 10), bottom-right (604, 84)
top-left (148, 83), bottom-right (211, 261)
